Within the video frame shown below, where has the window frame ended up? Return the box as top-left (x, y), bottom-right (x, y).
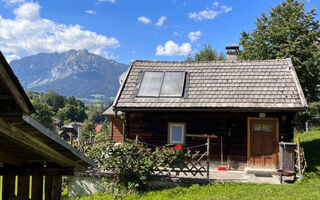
top-left (167, 122), bottom-right (186, 145)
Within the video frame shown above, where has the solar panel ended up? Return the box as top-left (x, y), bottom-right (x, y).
top-left (137, 71), bottom-right (186, 98)
top-left (160, 72), bottom-right (185, 97)
top-left (137, 72), bottom-right (164, 97)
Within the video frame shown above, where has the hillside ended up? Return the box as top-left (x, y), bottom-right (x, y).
top-left (10, 50), bottom-right (128, 103)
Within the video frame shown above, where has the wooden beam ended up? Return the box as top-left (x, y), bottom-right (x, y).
top-left (45, 176), bottom-right (53, 200)
top-left (0, 167), bottom-right (75, 176)
top-left (2, 175), bottom-right (15, 199)
top-left (185, 134), bottom-right (217, 139)
top-left (0, 94), bottom-right (13, 100)
top-left (45, 175), bottom-right (62, 200)
top-left (32, 175), bottom-right (43, 200)
top-left (0, 112), bottom-right (22, 118)
top-left (0, 59), bottom-right (32, 114)
top-left (22, 115), bottom-right (96, 168)
top-left (0, 118), bottom-right (81, 168)
top-left (18, 175), bottom-right (30, 198)
top-left (0, 152), bottom-right (24, 166)
top-left (51, 176), bottom-right (62, 200)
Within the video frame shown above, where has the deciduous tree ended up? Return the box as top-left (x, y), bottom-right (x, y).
top-left (239, 0), bottom-right (320, 101)
top-left (186, 44), bottom-right (225, 61)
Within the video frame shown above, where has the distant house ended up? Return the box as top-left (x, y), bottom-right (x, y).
top-left (110, 46), bottom-right (307, 171)
top-left (60, 122), bottom-right (83, 142)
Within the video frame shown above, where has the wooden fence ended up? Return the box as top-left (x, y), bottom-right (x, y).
top-left (0, 165), bottom-right (73, 200)
top-left (136, 136), bottom-right (211, 181)
top-left (0, 174), bottom-right (62, 200)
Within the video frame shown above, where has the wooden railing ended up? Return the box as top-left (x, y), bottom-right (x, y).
top-left (136, 136), bottom-right (211, 181)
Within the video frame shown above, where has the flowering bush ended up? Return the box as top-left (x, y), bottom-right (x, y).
top-left (159, 144), bottom-right (191, 168)
top-left (87, 140), bottom-right (191, 194)
top-left (171, 144), bottom-right (183, 150)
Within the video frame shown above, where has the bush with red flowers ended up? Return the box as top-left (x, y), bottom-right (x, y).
top-left (170, 144), bottom-right (183, 150)
top-left (160, 144), bottom-right (191, 168)
top-left (87, 140), bottom-right (191, 194)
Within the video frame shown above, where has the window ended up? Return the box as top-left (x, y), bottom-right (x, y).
top-left (137, 71), bottom-right (186, 98)
top-left (253, 123), bottom-right (273, 132)
top-left (160, 72), bottom-right (186, 97)
top-left (137, 72), bottom-right (163, 97)
top-left (168, 123), bottom-right (186, 145)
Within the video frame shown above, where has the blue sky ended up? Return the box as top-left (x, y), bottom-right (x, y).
top-left (0, 0), bottom-right (319, 64)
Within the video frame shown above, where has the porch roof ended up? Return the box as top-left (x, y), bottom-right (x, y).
top-left (0, 51), bottom-right (95, 170)
top-left (114, 59), bottom-right (307, 111)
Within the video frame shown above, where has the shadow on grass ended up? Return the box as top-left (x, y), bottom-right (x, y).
top-left (301, 139), bottom-right (320, 178)
top-left (146, 176), bottom-right (210, 192)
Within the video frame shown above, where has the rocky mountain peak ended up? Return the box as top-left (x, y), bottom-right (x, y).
top-left (10, 50), bottom-right (128, 103)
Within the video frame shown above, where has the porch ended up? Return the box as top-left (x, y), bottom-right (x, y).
top-left (150, 169), bottom-right (290, 185)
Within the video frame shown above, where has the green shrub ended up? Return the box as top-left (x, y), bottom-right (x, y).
top-left (294, 101), bottom-right (320, 132)
top-left (88, 140), bottom-right (191, 195)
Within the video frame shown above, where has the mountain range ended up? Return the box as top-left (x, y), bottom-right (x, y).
top-left (9, 50), bottom-right (128, 103)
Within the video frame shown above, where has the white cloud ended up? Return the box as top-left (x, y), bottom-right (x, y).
top-left (85, 10), bottom-right (96, 15)
top-left (221, 5), bottom-right (232, 13)
top-left (173, 31), bottom-right (184, 36)
top-left (3, 0), bottom-right (25, 5)
top-left (188, 9), bottom-right (219, 21)
top-left (138, 16), bottom-right (151, 24)
top-left (156, 16), bottom-right (167, 27)
top-left (188, 31), bottom-right (201, 42)
top-left (156, 40), bottom-right (191, 56)
top-left (188, 2), bottom-right (232, 21)
top-left (98, 0), bottom-right (116, 3)
top-left (13, 2), bottom-right (40, 20)
top-left (5, 54), bottom-right (20, 62)
top-left (0, 2), bottom-right (119, 61)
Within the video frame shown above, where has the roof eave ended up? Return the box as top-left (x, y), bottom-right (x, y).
top-left (113, 61), bottom-right (134, 108)
top-left (22, 114), bottom-right (96, 169)
top-left (286, 58), bottom-right (308, 107)
top-left (0, 51), bottom-right (35, 114)
top-left (114, 106), bottom-right (307, 112)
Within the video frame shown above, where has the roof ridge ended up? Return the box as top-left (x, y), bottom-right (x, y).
top-left (133, 59), bottom-right (288, 63)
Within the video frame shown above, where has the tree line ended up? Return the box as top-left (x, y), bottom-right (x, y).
top-left (28, 90), bottom-right (107, 130)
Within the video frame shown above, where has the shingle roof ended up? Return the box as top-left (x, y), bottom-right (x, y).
top-left (114, 58), bottom-right (307, 111)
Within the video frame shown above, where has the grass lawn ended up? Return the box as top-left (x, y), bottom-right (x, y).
top-left (66, 130), bottom-right (320, 200)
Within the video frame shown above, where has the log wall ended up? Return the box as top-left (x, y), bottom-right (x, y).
top-left (111, 117), bottom-right (124, 142)
top-left (126, 111), bottom-right (295, 162)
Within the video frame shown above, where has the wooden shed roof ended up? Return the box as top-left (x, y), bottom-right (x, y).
top-left (0, 51), bottom-right (95, 170)
top-left (114, 59), bottom-right (307, 111)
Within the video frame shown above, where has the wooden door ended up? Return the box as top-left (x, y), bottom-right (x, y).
top-left (248, 118), bottom-right (278, 168)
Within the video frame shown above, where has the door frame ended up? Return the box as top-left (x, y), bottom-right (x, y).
top-left (247, 117), bottom-right (279, 168)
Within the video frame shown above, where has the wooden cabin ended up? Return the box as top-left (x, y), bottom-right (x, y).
top-left (0, 52), bottom-right (95, 199)
top-left (110, 57), bottom-right (307, 172)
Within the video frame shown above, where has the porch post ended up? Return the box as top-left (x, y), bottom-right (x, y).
top-left (207, 138), bottom-right (210, 182)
